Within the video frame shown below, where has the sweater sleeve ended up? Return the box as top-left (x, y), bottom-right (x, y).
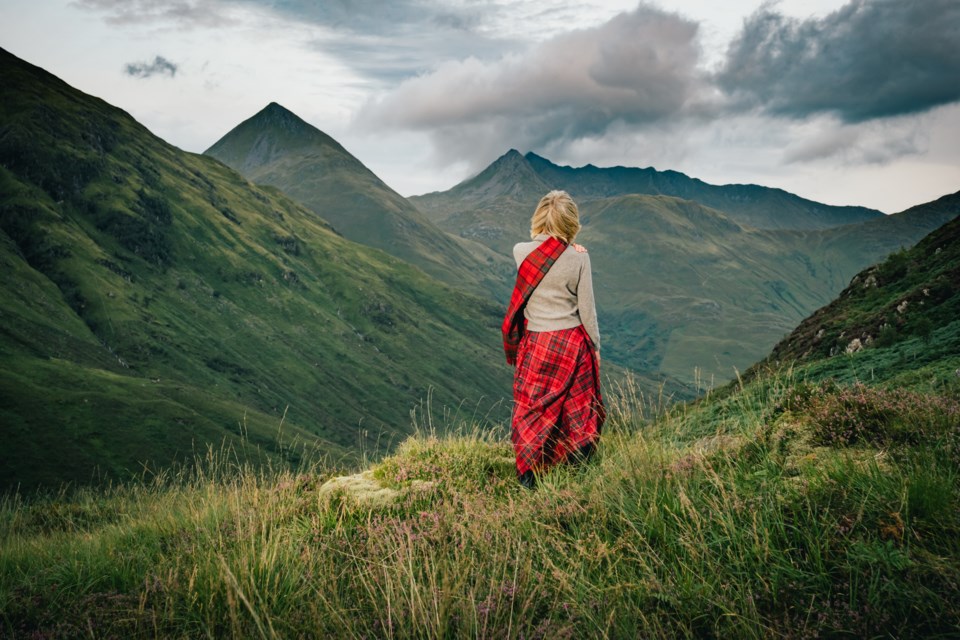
top-left (578, 253), bottom-right (600, 351)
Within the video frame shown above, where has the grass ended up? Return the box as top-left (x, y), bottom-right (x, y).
top-left (2, 370), bottom-right (958, 638)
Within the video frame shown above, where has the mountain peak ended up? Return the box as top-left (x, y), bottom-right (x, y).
top-left (490, 148), bottom-right (527, 167)
top-left (452, 148), bottom-right (551, 201)
top-left (244, 102), bottom-right (333, 142)
top-left (205, 103), bottom-right (347, 173)
top-left (254, 102), bottom-right (312, 129)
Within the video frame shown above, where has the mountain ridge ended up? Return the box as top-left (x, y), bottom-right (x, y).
top-left (412, 149), bottom-right (885, 235)
top-left (521, 150), bottom-right (884, 230)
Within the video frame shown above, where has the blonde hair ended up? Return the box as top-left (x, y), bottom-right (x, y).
top-left (530, 190), bottom-right (580, 244)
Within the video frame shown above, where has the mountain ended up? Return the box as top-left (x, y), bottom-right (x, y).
top-left (574, 195), bottom-right (821, 379)
top-left (0, 47), bottom-right (512, 491)
top-left (205, 104), bottom-right (512, 296)
top-left (412, 150), bottom-right (959, 384)
top-left (411, 151), bottom-right (884, 255)
top-left (411, 150), bottom-right (553, 256)
top-left (521, 152), bottom-right (883, 230)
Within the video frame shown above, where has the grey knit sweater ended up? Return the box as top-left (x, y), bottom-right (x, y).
top-left (512, 234), bottom-right (600, 352)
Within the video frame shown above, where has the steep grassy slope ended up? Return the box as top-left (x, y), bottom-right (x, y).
top-left (752, 210), bottom-right (960, 389)
top-left (0, 47), bottom-right (512, 491)
top-left (205, 104), bottom-right (513, 296)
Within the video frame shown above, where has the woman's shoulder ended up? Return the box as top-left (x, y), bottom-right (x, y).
top-left (563, 243), bottom-right (591, 264)
top-left (513, 239), bottom-right (539, 262)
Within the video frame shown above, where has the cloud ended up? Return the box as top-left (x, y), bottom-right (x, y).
top-left (74, 0), bottom-right (230, 28)
top-left (717, 0), bottom-right (960, 122)
top-left (357, 5), bottom-right (704, 165)
top-left (308, 22), bottom-right (521, 85)
top-left (124, 55), bottom-right (179, 78)
top-left (75, 0), bottom-right (515, 83)
top-left (73, 0), bottom-right (492, 37)
top-left (265, 0), bottom-right (484, 37)
top-left (782, 119), bottom-right (923, 165)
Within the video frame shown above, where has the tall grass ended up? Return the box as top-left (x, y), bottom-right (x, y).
top-left (2, 371), bottom-right (958, 638)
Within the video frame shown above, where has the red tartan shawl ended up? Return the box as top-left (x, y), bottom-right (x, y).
top-left (501, 236), bottom-right (568, 365)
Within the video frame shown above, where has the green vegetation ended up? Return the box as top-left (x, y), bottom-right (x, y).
top-left (5, 193), bottom-right (959, 632)
top-left (0, 48), bottom-right (513, 491)
top-left (2, 363), bottom-right (958, 638)
top-left (759, 213), bottom-right (960, 374)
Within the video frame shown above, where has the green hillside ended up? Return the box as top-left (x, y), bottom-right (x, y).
top-left (205, 104), bottom-right (513, 297)
top-left (3, 214), bottom-right (958, 638)
top-left (0, 47), bottom-right (513, 492)
top-left (577, 194), bottom-right (829, 382)
top-left (752, 208), bottom-right (960, 389)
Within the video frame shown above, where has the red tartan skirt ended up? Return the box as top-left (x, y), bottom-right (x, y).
top-left (511, 325), bottom-right (605, 475)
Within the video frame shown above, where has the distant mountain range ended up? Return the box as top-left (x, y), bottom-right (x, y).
top-left (412, 150), bottom-right (959, 382)
top-left (411, 149), bottom-right (884, 256)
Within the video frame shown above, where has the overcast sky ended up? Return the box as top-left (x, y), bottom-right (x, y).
top-left (2, 0), bottom-right (959, 213)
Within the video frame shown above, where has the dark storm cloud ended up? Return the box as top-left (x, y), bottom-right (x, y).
top-left (358, 5), bottom-right (704, 162)
top-left (717, 0), bottom-right (960, 122)
top-left (124, 55), bottom-right (178, 78)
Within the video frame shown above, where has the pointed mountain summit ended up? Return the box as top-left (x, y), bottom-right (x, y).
top-left (410, 150), bottom-right (555, 255)
top-left (440, 149), bottom-right (551, 205)
top-left (206, 105), bottom-right (510, 295)
top-left (205, 102), bottom-right (350, 172)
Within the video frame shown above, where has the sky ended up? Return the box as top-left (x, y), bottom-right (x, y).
top-left (2, 0), bottom-right (959, 213)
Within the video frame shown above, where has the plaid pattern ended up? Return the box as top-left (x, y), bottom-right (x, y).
top-left (501, 236), bottom-right (568, 365)
top-left (511, 325), bottom-right (605, 475)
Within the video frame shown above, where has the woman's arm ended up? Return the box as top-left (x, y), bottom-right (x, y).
top-left (578, 253), bottom-right (600, 354)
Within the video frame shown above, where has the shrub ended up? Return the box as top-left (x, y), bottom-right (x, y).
top-left (786, 380), bottom-right (960, 447)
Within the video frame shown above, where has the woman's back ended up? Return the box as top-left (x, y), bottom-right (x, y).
top-left (513, 234), bottom-right (600, 352)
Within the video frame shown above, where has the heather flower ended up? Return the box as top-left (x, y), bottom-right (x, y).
top-left (787, 381), bottom-right (960, 447)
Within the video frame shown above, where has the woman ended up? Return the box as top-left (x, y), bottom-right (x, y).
top-left (502, 190), bottom-right (604, 488)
